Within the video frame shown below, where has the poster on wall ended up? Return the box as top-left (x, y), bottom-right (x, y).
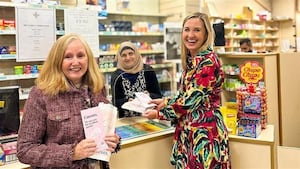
top-left (64, 9), bottom-right (99, 58)
top-left (15, 7), bottom-right (56, 62)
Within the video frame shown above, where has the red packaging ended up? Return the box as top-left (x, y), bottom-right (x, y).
top-left (3, 20), bottom-right (15, 30)
top-left (2, 141), bottom-right (17, 163)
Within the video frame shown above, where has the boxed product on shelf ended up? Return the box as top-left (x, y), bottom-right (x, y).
top-left (0, 19), bottom-right (3, 30)
top-left (3, 20), bottom-right (15, 30)
top-left (0, 19), bottom-right (15, 30)
top-left (238, 118), bottom-right (261, 138)
top-left (0, 46), bottom-right (9, 54)
top-left (236, 85), bottom-right (267, 138)
top-left (1, 141), bottom-right (18, 164)
top-left (236, 86), bottom-right (268, 128)
top-left (220, 103), bottom-right (238, 135)
top-left (0, 144), bottom-right (4, 166)
top-left (0, 46), bottom-right (16, 55)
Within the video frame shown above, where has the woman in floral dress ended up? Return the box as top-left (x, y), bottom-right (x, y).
top-left (143, 12), bottom-right (231, 169)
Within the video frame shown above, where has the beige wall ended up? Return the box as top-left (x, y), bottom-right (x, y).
top-left (202, 0), bottom-right (270, 18)
top-left (159, 0), bottom-right (200, 22)
top-left (106, 0), bottom-right (159, 14)
top-left (60, 0), bottom-right (160, 14)
top-left (278, 146), bottom-right (300, 168)
top-left (272, 0), bottom-right (295, 19)
top-left (278, 53), bottom-right (300, 148)
top-left (272, 0), bottom-right (296, 50)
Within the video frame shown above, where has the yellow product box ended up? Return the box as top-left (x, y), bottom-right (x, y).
top-left (225, 101), bottom-right (237, 109)
top-left (37, 65), bottom-right (43, 72)
top-left (14, 66), bottom-right (23, 75)
top-left (0, 19), bottom-right (4, 30)
top-left (220, 106), bottom-right (238, 135)
top-left (243, 6), bottom-right (253, 19)
top-left (0, 144), bottom-right (4, 166)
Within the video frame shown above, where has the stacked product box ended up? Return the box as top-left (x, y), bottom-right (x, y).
top-left (220, 102), bottom-right (238, 135)
top-left (236, 85), bottom-right (267, 138)
top-left (0, 141), bottom-right (18, 165)
top-left (0, 19), bottom-right (15, 30)
top-left (0, 144), bottom-right (4, 166)
top-left (236, 60), bottom-right (266, 138)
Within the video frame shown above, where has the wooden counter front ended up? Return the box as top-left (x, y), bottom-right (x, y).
top-left (0, 118), bottom-right (275, 169)
top-left (110, 117), bottom-right (174, 169)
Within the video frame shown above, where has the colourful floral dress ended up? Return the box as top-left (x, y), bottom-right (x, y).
top-left (159, 48), bottom-right (231, 169)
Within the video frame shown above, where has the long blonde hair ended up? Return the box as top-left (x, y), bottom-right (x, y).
top-left (180, 12), bottom-right (214, 70)
top-left (36, 33), bottom-right (104, 96)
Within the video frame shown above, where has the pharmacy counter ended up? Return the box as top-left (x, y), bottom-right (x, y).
top-left (0, 118), bottom-right (275, 169)
top-left (111, 119), bottom-right (275, 169)
top-left (112, 118), bottom-right (275, 169)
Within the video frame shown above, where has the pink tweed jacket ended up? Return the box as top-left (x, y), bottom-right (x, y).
top-left (17, 85), bottom-right (109, 169)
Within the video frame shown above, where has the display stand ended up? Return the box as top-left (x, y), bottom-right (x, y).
top-left (218, 52), bottom-right (280, 146)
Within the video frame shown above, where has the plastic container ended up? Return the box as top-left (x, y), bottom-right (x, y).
top-left (14, 66), bottom-right (23, 75)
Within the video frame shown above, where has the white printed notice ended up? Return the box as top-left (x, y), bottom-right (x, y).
top-left (64, 9), bottom-right (99, 58)
top-left (15, 7), bottom-right (56, 62)
top-left (80, 102), bottom-right (118, 162)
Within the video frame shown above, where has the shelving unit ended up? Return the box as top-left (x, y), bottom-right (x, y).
top-left (0, 3), bottom-right (59, 109)
top-left (97, 12), bottom-right (166, 55)
top-left (0, 3), bottom-right (176, 108)
top-left (211, 17), bottom-right (280, 52)
top-left (97, 11), bottom-right (176, 99)
top-left (218, 52), bottom-right (280, 147)
top-left (0, 13), bottom-right (44, 104)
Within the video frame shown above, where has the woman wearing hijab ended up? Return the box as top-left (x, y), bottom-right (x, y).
top-left (110, 41), bottom-right (163, 118)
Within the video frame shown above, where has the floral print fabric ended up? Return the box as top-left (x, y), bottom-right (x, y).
top-left (159, 48), bottom-right (231, 169)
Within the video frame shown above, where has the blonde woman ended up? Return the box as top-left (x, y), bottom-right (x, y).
top-left (143, 12), bottom-right (231, 169)
top-left (17, 34), bottom-right (120, 169)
